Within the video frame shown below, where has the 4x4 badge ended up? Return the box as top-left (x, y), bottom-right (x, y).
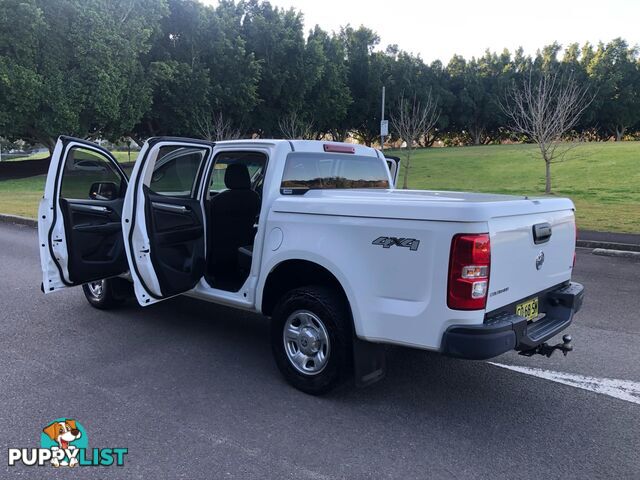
top-left (372, 236), bottom-right (420, 251)
top-left (536, 251), bottom-right (545, 270)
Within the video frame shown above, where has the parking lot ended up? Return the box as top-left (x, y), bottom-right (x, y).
top-left (1, 221), bottom-right (638, 479)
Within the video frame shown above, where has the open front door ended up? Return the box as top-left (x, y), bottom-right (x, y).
top-left (384, 155), bottom-right (401, 187)
top-left (39, 136), bottom-right (129, 293)
top-left (122, 137), bottom-right (214, 306)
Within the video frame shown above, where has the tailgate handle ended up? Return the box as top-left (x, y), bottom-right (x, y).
top-left (532, 222), bottom-right (552, 244)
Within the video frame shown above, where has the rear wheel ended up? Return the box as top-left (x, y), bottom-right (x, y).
top-left (270, 286), bottom-right (352, 395)
top-left (82, 278), bottom-right (132, 310)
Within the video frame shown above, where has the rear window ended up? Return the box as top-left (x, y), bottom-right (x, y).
top-left (281, 153), bottom-right (390, 192)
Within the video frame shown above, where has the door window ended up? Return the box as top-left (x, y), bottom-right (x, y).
top-left (208, 151), bottom-right (267, 193)
top-left (149, 146), bottom-right (208, 198)
top-left (60, 147), bottom-right (123, 200)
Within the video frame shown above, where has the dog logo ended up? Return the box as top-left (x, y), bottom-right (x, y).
top-left (41, 419), bottom-right (85, 467)
top-left (535, 251), bottom-right (545, 270)
top-left (7, 418), bottom-right (127, 468)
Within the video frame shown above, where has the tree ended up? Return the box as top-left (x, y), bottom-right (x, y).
top-left (303, 26), bottom-right (352, 139)
top-left (341, 26), bottom-right (389, 146)
top-left (391, 91), bottom-right (439, 189)
top-left (560, 43), bottom-right (593, 133)
top-left (196, 112), bottom-right (241, 141)
top-left (278, 111), bottom-right (314, 139)
top-left (0, 0), bottom-right (44, 145)
top-left (241, 0), bottom-right (307, 136)
top-left (3, 0), bottom-right (640, 152)
top-left (501, 70), bottom-right (593, 193)
top-left (135, 0), bottom-right (211, 140)
top-left (586, 39), bottom-right (640, 141)
top-left (446, 50), bottom-right (509, 145)
top-left (202, 1), bottom-right (260, 126)
top-left (0, 0), bottom-right (167, 152)
top-left (133, 0), bottom-right (259, 141)
top-left (386, 51), bottom-right (446, 146)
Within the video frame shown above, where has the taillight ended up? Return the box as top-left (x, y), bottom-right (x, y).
top-left (447, 233), bottom-right (491, 310)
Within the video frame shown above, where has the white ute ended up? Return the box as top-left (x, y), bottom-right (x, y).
top-left (39, 136), bottom-right (584, 394)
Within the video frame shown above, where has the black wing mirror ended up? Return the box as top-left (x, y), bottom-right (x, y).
top-left (89, 181), bottom-right (118, 200)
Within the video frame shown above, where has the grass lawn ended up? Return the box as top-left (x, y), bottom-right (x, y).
top-left (0, 150), bottom-right (135, 218)
top-left (0, 142), bottom-right (638, 233)
top-left (390, 142), bottom-right (640, 233)
top-left (2, 150), bottom-right (137, 162)
top-left (1, 151), bottom-right (51, 161)
top-left (0, 176), bottom-right (47, 218)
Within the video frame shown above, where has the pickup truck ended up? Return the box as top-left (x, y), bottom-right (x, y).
top-left (38, 136), bottom-right (584, 394)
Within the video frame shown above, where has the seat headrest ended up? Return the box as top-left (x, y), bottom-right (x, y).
top-left (224, 163), bottom-right (251, 190)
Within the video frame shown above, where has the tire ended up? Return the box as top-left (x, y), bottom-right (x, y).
top-left (270, 285), bottom-right (353, 395)
top-left (82, 278), bottom-right (132, 310)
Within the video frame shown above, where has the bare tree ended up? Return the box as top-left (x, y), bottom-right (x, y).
top-left (278, 111), bottom-right (315, 139)
top-left (196, 112), bottom-right (242, 141)
top-left (501, 70), bottom-right (593, 194)
top-left (391, 91), bottom-right (440, 189)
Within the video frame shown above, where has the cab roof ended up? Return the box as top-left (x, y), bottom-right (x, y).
top-left (214, 139), bottom-right (380, 157)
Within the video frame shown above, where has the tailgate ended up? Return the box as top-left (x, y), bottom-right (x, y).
top-left (485, 209), bottom-right (576, 312)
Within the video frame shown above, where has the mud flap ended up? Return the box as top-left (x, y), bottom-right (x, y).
top-left (353, 337), bottom-right (386, 387)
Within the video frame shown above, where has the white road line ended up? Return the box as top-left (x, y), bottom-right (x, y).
top-left (488, 362), bottom-right (640, 406)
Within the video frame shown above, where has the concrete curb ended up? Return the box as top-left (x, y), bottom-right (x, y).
top-left (592, 248), bottom-right (640, 259)
top-left (0, 214), bottom-right (37, 228)
top-left (577, 240), bottom-right (640, 253)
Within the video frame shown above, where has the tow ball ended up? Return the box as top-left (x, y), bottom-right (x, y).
top-left (519, 335), bottom-right (573, 358)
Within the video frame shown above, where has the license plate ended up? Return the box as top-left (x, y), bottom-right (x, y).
top-left (516, 297), bottom-right (539, 321)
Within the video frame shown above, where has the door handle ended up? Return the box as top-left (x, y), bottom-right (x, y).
top-left (73, 204), bottom-right (110, 214)
top-left (152, 202), bottom-right (190, 214)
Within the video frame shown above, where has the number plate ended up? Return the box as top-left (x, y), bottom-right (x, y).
top-left (516, 297), bottom-right (539, 321)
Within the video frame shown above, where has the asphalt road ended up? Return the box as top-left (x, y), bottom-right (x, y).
top-left (1, 222), bottom-right (638, 479)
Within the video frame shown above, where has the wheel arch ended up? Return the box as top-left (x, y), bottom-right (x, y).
top-left (259, 258), bottom-right (358, 331)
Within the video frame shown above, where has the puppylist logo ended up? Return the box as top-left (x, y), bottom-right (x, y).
top-left (8, 418), bottom-right (128, 468)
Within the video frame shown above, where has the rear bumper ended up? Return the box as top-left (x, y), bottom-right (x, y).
top-left (441, 282), bottom-right (584, 360)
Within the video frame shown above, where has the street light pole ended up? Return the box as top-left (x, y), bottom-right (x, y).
top-left (380, 86), bottom-right (386, 151)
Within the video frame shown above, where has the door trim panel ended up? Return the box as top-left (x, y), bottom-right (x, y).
top-left (123, 137), bottom-right (214, 304)
top-left (42, 136), bottom-right (129, 289)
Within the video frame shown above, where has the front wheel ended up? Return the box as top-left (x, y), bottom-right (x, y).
top-left (82, 278), bottom-right (132, 310)
top-left (270, 286), bottom-right (352, 395)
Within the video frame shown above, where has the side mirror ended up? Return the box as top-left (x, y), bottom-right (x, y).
top-left (89, 181), bottom-right (118, 200)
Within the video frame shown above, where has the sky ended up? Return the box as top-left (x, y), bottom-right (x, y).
top-left (206, 0), bottom-right (640, 63)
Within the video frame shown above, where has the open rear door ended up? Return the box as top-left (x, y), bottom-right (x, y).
top-left (384, 155), bottom-right (401, 187)
top-left (122, 137), bottom-right (214, 306)
top-left (39, 136), bottom-right (129, 292)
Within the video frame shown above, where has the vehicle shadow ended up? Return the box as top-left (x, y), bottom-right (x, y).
top-left (41, 291), bottom-right (639, 479)
top-left (110, 293), bottom-right (602, 416)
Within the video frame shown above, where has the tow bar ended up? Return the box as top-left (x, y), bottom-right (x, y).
top-left (519, 334), bottom-right (573, 358)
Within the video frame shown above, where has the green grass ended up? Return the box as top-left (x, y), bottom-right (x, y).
top-left (390, 142), bottom-right (640, 233)
top-left (2, 150), bottom-right (137, 162)
top-left (0, 176), bottom-right (47, 218)
top-left (1, 151), bottom-right (50, 161)
top-left (1, 142), bottom-right (638, 233)
top-left (0, 150), bottom-right (136, 218)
